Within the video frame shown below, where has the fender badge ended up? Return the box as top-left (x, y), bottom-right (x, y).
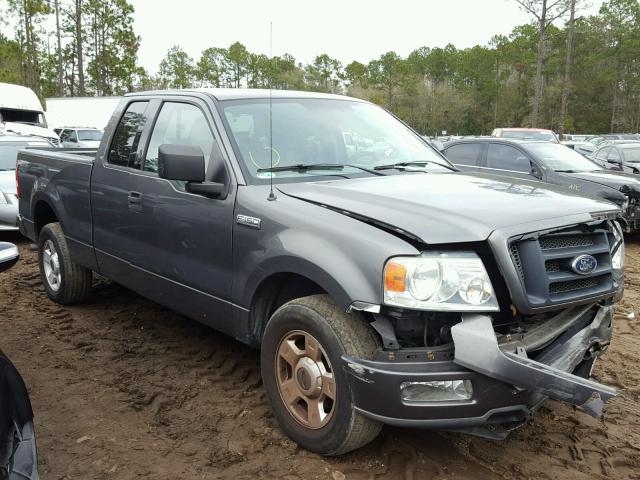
top-left (236, 214), bottom-right (261, 229)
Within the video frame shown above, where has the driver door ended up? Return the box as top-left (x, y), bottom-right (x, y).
top-left (125, 98), bottom-right (236, 334)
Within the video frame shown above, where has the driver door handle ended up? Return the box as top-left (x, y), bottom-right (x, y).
top-left (128, 191), bottom-right (143, 204)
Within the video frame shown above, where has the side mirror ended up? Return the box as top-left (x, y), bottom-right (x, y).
top-left (0, 242), bottom-right (19, 273)
top-left (158, 144), bottom-right (205, 182)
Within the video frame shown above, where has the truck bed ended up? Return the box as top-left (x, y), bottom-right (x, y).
top-left (17, 147), bottom-right (95, 265)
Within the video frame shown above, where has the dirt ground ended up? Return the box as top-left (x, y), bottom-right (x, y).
top-left (1, 232), bottom-right (639, 480)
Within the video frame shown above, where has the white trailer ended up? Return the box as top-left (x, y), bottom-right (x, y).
top-left (0, 82), bottom-right (59, 143)
top-left (45, 96), bottom-right (121, 131)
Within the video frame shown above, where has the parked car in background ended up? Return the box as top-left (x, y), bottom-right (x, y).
top-left (601, 134), bottom-right (640, 141)
top-left (0, 135), bottom-right (52, 231)
top-left (56, 127), bottom-right (103, 149)
top-left (0, 242), bottom-right (39, 480)
top-left (441, 138), bottom-right (640, 230)
top-left (562, 134), bottom-right (590, 142)
top-left (491, 127), bottom-right (559, 143)
top-left (16, 88), bottom-right (625, 454)
top-left (561, 140), bottom-right (590, 154)
top-left (591, 142), bottom-right (640, 173)
top-left (0, 83), bottom-right (59, 146)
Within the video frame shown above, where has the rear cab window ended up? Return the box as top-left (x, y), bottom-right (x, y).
top-left (107, 101), bottom-right (150, 168)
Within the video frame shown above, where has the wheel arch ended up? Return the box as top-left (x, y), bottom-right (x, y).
top-left (31, 194), bottom-right (61, 237)
top-left (245, 255), bottom-right (378, 343)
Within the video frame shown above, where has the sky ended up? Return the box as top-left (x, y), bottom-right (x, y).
top-left (129, 0), bottom-right (606, 74)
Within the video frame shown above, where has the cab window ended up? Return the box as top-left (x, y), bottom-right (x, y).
top-left (486, 143), bottom-right (532, 173)
top-left (107, 101), bottom-right (149, 167)
top-left (143, 102), bottom-right (214, 175)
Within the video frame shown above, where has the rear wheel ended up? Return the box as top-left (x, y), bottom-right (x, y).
top-left (261, 294), bottom-right (382, 456)
top-left (38, 223), bottom-right (92, 304)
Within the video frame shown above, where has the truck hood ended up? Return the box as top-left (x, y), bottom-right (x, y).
top-left (278, 172), bottom-right (619, 244)
top-left (559, 170), bottom-right (640, 196)
top-left (0, 171), bottom-right (16, 195)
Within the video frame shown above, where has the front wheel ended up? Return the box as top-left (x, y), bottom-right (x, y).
top-left (261, 294), bottom-right (382, 456)
top-left (38, 222), bottom-right (92, 304)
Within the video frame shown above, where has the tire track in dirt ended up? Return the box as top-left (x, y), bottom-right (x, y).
top-left (1, 231), bottom-right (639, 479)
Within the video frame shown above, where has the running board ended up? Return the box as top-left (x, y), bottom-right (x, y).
top-left (451, 312), bottom-right (616, 417)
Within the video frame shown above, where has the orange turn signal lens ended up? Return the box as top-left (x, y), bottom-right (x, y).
top-left (384, 261), bottom-right (407, 292)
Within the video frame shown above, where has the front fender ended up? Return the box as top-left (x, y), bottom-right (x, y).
top-left (240, 232), bottom-right (380, 311)
top-left (233, 188), bottom-right (419, 312)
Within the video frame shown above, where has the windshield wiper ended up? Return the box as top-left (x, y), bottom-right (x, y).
top-left (374, 160), bottom-right (454, 171)
top-left (257, 163), bottom-right (384, 176)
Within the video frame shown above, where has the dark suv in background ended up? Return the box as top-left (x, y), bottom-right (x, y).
top-left (441, 138), bottom-right (640, 231)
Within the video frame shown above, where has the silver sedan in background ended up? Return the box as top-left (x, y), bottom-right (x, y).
top-left (0, 135), bottom-right (51, 231)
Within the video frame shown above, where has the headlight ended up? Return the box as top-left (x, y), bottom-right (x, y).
top-left (621, 197), bottom-right (630, 211)
top-left (0, 193), bottom-right (7, 205)
top-left (611, 221), bottom-right (624, 271)
top-left (383, 252), bottom-right (499, 311)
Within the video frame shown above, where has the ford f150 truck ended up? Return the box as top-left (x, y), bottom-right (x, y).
top-left (16, 89), bottom-right (624, 455)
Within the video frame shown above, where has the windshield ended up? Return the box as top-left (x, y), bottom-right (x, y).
top-left (221, 98), bottom-right (451, 182)
top-left (622, 147), bottom-right (640, 163)
top-left (502, 130), bottom-right (558, 142)
top-left (527, 143), bottom-right (602, 172)
top-left (0, 108), bottom-right (46, 128)
top-left (0, 142), bottom-right (48, 170)
top-left (77, 129), bottom-right (103, 141)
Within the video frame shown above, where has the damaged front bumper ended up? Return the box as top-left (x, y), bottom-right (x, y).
top-left (343, 304), bottom-right (615, 438)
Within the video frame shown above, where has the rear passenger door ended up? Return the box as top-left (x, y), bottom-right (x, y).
top-left (483, 143), bottom-right (543, 181)
top-left (91, 100), bottom-right (152, 279)
top-left (442, 142), bottom-right (484, 174)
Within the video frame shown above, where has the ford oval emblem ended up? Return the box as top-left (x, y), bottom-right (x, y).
top-left (571, 254), bottom-right (597, 275)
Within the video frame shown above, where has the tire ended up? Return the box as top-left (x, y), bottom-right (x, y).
top-left (261, 294), bottom-right (382, 456)
top-left (38, 222), bottom-right (92, 304)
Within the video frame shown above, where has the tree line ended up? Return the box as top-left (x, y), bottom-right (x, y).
top-left (0, 0), bottom-right (638, 135)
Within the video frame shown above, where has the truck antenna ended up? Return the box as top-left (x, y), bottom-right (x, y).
top-left (267, 21), bottom-right (277, 202)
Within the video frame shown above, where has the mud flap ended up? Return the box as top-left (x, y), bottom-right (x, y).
top-left (451, 313), bottom-right (616, 417)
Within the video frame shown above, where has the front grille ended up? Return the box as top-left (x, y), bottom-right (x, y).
top-left (545, 260), bottom-right (560, 272)
top-left (510, 244), bottom-right (524, 280)
top-left (509, 223), bottom-right (618, 308)
top-left (549, 277), bottom-right (598, 294)
top-left (539, 235), bottom-right (593, 250)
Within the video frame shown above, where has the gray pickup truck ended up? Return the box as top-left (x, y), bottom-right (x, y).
top-left (16, 89), bottom-right (624, 455)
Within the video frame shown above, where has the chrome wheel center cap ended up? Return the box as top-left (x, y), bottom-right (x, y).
top-left (294, 357), bottom-right (323, 398)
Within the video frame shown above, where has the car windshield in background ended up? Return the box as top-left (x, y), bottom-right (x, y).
top-left (0, 143), bottom-right (48, 170)
top-left (527, 142), bottom-right (601, 172)
top-left (77, 129), bottom-right (103, 141)
top-left (502, 131), bottom-right (557, 142)
top-left (622, 146), bottom-right (640, 163)
top-left (221, 98), bottom-right (451, 182)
